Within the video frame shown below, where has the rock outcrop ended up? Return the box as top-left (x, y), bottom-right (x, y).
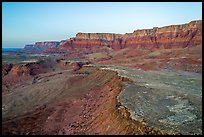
top-left (2, 64), bottom-right (13, 77)
top-left (35, 41), bottom-right (60, 50)
top-left (59, 20), bottom-right (202, 50)
top-left (72, 33), bottom-right (123, 50)
top-left (70, 61), bottom-right (91, 71)
top-left (24, 44), bottom-right (35, 51)
top-left (23, 20), bottom-right (202, 53)
top-left (10, 65), bottom-right (31, 76)
top-left (122, 20), bottom-right (202, 49)
top-left (23, 42), bottom-right (60, 53)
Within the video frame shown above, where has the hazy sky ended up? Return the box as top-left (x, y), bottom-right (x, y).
top-left (2, 2), bottom-right (202, 48)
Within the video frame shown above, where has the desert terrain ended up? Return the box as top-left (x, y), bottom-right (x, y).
top-left (2, 20), bottom-right (202, 135)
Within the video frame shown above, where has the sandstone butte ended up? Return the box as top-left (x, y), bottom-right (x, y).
top-left (23, 20), bottom-right (202, 52)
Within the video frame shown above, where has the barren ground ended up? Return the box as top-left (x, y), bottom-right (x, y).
top-left (2, 45), bottom-right (202, 135)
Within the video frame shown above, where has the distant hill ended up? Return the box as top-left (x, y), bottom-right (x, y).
top-left (2, 48), bottom-right (23, 53)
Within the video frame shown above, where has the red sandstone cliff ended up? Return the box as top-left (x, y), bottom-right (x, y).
top-left (123, 20), bottom-right (202, 49)
top-left (60, 20), bottom-right (201, 50)
top-left (23, 20), bottom-right (202, 52)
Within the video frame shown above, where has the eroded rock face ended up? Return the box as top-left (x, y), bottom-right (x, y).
top-left (73, 33), bottom-right (123, 49)
top-left (2, 60), bottom-right (59, 94)
top-left (70, 61), bottom-right (92, 71)
top-left (60, 20), bottom-right (202, 50)
top-left (2, 64), bottom-right (13, 77)
top-left (10, 65), bottom-right (31, 76)
top-left (123, 20), bottom-right (202, 49)
top-left (23, 41), bottom-right (60, 53)
top-left (24, 20), bottom-right (202, 53)
top-left (70, 62), bottom-right (81, 71)
top-left (35, 41), bottom-right (60, 49)
top-left (24, 44), bottom-right (35, 51)
top-left (5, 60), bottom-right (56, 77)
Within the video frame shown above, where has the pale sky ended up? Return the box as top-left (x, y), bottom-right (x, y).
top-left (2, 2), bottom-right (202, 48)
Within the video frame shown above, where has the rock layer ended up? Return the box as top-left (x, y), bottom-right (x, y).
top-left (60, 20), bottom-right (202, 50)
top-left (24, 41), bottom-right (60, 52)
top-left (23, 20), bottom-right (202, 52)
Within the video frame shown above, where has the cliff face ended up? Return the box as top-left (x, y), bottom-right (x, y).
top-left (24, 20), bottom-right (202, 52)
top-left (72, 33), bottom-right (123, 50)
top-left (24, 42), bottom-right (60, 52)
top-left (122, 20), bottom-right (202, 49)
top-left (59, 20), bottom-right (201, 51)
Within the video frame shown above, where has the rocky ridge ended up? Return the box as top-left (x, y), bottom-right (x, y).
top-left (23, 20), bottom-right (202, 52)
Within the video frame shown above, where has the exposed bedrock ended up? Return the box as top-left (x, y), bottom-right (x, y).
top-left (2, 64), bottom-right (13, 77)
top-left (24, 41), bottom-right (60, 52)
top-left (60, 20), bottom-right (202, 50)
top-left (2, 66), bottom-right (181, 135)
top-left (7, 61), bottom-right (54, 77)
top-left (23, 20), bottom-right (202, 52)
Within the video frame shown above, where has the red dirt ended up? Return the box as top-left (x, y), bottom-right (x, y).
top-left (2, 67), bottom-right (179, 135)
top-left (96, 45), bottom-right (202, 73)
